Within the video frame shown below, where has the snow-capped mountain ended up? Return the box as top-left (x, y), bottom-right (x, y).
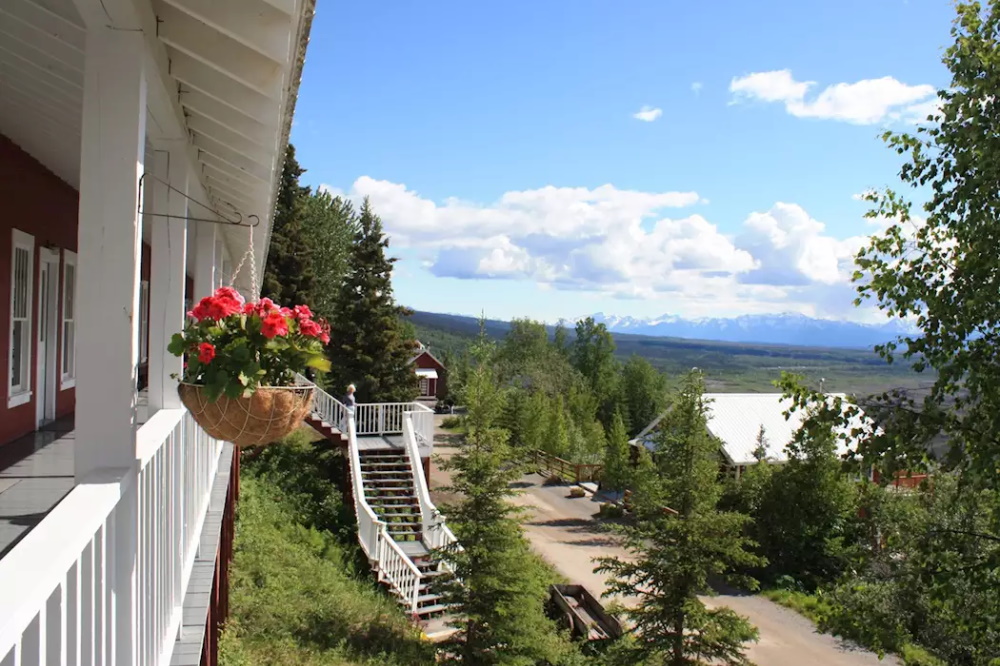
top-left (582, 312), bottom-right (914, 348)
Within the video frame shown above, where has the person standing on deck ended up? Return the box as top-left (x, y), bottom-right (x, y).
top-left (343, 384), bottom-right (357, 431)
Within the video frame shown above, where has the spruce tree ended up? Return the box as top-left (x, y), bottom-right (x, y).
top-left (597, 371), bottom-right (762, 666)
top-left (434, 337), bottom-right (574, 665)
top-left (326, 198), bottom-right (417, 401)
top-left (603, 410), bottom-right (631, 494)
top-left (261, 144), bottom-right (315, 307)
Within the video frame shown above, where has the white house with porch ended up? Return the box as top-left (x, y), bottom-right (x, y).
top-left (0, 0), bottom-right (459, 660)
top-left (0, 0), bottom-right (314, 663)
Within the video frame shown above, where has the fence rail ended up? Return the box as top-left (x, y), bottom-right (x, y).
top-left (534, 450), bottom-right (603, 485)
top-left (0, 409), bottom-right (222, 666)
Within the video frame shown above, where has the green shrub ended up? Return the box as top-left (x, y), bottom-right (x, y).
top-left (762, 588), bottom-right (832, 624)
top-left (599, 503), bottom-right (624, 519)
top-left (820, 581), bottom-right (910, 656)
top-left (440, 415), bottom-right (464, 430)
top-left (899, 643), bottom-right (946, 666)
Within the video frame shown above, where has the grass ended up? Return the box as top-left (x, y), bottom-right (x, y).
top-left (762, 589), bottom-right (945, 666)
top-left (219, 429), bottom-right (435, 666)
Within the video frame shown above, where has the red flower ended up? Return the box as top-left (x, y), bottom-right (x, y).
top-left (198, 342), bottom-right (216, 363)
top-left (319, 320), bottom-right (331, 344)
top-left (215, 287), bottom-right (244, 306)
top-left (242, 302), bottom-right (256, 315)
top-left (188, 287), bottom-right (243, 322)
top-left (294, 305), bottom-right (313, 320)
top-left (260, 311), bottom-right (289, 339)
top-left (298, 318), bottom-right (320, 338)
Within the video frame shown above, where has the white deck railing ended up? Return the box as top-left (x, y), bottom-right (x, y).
top-left (304, 381), bottom-right (451, 613)
top-left (0, 408), bottom-right (223, 666)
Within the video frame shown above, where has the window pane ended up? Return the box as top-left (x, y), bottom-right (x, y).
top-left (65, 265), bottom-right (75, 319)
top-left (11, 321), bottom-right (22, 387)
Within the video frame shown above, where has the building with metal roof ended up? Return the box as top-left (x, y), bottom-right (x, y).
top-left (632, 393), bottom-right (864, 467)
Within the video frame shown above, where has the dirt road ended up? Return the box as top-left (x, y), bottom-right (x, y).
top-left (508, 473), bottom-right (899, 666)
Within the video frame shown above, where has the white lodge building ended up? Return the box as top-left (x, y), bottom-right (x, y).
top-left (0, 0), bottom-right (315, 663)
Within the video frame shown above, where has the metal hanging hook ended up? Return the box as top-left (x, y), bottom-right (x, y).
top-left (137, 172), bottom-right (261, 228)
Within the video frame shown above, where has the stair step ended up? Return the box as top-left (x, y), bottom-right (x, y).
top-left (415, 604), bottom-right (451, 617)
top-left (417, 593), bottom-right (442, 605)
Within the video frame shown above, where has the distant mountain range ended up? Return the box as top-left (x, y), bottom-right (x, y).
top-left (580, 312), bottom-right (914, 349)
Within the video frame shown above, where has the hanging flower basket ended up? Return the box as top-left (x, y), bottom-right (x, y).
top-left (168, 287), bottom-right (331, 447)
top-left (178, 383), bottom-right (315, 447)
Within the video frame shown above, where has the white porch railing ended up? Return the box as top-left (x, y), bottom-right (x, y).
top-left (0, 409), bottom-right (223, 666)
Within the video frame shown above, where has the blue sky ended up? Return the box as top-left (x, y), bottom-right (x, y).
top-left (290, 0), bottom-right (955, 323)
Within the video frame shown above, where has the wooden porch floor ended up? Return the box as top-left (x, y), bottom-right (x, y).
top-left (0, 417), bottom-right (75, 558)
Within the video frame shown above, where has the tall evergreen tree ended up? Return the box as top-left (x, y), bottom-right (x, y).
top-left (261, 144), bottom-right (315, 306)
top-left (597, 371), bottom-right (762, 666)
top-left (326, 198), bottom-right (416, 401)
top-left (434, 337), bottom-right (574, 665)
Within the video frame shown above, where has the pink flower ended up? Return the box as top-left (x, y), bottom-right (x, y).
top-left (198, 342), bottom-right (216, 363)
top-left (294, 305), bottom-right (313, 320)
top-left (255, 298), bottom-right (277, 315)
top-left (260, 311), bottom-right (289, 339)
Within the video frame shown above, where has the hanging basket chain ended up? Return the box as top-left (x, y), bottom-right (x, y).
top-left (228, 223), bottom-right (259, 296)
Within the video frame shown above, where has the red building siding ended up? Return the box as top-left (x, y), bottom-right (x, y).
top-left (412, 350), bottom-right (446, 399)
top-left (0, 135), bottom-right (78, 447)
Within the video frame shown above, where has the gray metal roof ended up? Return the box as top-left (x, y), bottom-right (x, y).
top-left (633, 393), bottom-right (863, 466)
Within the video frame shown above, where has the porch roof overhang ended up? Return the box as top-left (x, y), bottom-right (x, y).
top-left (415, 368), bottom-right (438, 380)
top-left (0, 0), bottom-right (315, 295)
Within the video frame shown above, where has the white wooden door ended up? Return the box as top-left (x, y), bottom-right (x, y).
top-left (36, 249), bottom-right (59, 426)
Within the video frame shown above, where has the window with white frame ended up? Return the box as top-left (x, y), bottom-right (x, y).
top-left (9, 229), bottom-right (34, 406)
top-left (139, 280), bottom-right (149, 363)
top-left (61, 250), bottom-right (76, 388)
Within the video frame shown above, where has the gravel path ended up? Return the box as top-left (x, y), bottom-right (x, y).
top-left (507, 473), bottom-right (900, 666)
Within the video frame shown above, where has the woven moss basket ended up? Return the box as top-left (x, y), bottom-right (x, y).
top-left (178, 383), bottom-right (314, 447)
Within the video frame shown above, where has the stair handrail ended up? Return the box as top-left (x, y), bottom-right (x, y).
top-left (345, 415), bottom-right (385, 560)
top-left (402, 412), bottom-right (458, 553)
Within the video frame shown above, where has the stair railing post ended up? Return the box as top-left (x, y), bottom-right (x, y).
top-left (378, 405), bottom-right (385, 436)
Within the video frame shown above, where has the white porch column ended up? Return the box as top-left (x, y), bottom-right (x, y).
top-left (193, 222), bottom-right (217, 300)
top-left (214, 239), bottom-right (225, 289)
top-left (148, 148), bottom-right (188, 412)
top-left (74, 27), bottom-right (147, 477)
top-left (73, 23), bottom-right (146, 666)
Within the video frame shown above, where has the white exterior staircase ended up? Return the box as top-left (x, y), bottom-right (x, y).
top-left (298, 376), bottom-right (458, 619)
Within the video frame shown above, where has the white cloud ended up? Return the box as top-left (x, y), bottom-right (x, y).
top-left (691, 82), bottom-right (703, 94)
top-left (632, 105), bottom-right (663, 122)
top-left (735, 203), bottom-right (867, 287)
top-left (323, 178), bottom-right (888, 318)
top-left (729, 69), bottom-right (938, 124)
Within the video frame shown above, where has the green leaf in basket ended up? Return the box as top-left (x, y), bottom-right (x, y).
top-left (305, 355), bottom-right (331, 372)
top-left (168, 333), bottom-right (186, 356)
